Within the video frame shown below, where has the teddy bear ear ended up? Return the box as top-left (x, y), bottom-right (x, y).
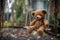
top-left (32, 11), bottom-right (35, 16)
top-left (42, 10), bottom-right (47, 14)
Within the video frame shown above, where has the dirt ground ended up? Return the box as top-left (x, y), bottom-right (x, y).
top-left (0, 28), bottom-right (60, 40)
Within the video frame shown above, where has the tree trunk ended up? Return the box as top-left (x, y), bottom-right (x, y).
top-left (0, 0), bottom-right (5, 31)
top-left (50, 0), bottom-right (59, 35)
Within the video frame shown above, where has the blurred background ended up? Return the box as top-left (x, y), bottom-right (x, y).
top-left (2, 0), bottom-right (51, 27)
top-left (4, 0), bottom-right (49, 27)
top-left (0, 0), bottom-right (60, 28)
top-left (0, 0), bottom-right (60, 40)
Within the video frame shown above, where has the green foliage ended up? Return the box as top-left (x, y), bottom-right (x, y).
top-left (16, 6), bottom-right (23, 18)
top-left (4, 21), bottom-right (12, 27)
top-left (49, 14), bottom-right (54, 24)
top-left (12, 0), bottom-right (26, 18)
top-left (16, 14), bottom-right (25, 23)
top-left (11, 0), bottom-right (27, 25)
top-left (49, 13), bottom-right (60, 28)
top-left (57, 18), bottom-right (60, 28)
top-left (4, 21), bottom-right (16, 27)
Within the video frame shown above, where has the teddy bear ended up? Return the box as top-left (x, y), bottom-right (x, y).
top-left (27, 9), bottom-right (49, 35)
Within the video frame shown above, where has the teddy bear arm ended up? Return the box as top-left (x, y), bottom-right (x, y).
top-left (30, 19), bottom-right (37, 26)
top-left (44, 20), bottom-right (49, 27)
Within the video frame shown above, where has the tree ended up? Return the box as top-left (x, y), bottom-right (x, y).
top-left (49, 0), bottom-right (60, 35)
top-left (0, 0), bottom-right (5, 27)
top-left (0, 0), bottom-right (6, 31)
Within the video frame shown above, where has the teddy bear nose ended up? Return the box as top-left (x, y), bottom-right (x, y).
top-left (37, 15), bottom-right (41, 19)
top-left (37, 17), bottom-right (39, 19)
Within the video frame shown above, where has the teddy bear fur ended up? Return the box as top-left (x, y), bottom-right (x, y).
top-left (28, 9), bottom-right (49, 35)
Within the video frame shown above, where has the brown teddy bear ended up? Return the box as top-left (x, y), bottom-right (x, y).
top-left (27, 9), bottom-right (49, 35)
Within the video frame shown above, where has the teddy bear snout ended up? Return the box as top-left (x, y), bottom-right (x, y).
top-left (36, 15), bottom-right (42, 19)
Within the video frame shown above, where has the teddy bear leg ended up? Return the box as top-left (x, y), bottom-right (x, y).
top-left (28, 26), bottom-right (35, 33)
top-left (37, 26), bottom-right (45, 35)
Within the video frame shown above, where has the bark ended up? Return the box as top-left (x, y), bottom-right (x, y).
top-left (0, 0), bottom-right (5, 30)
top-left (50, 0), bottom-right (59, 35)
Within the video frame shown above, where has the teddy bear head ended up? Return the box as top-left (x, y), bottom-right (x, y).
top-left (32, 9), bottom-right (47, 20)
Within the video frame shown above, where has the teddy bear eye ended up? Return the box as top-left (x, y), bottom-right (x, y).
top-left (32, 12), bottom-right (35, 16)
top-left (39, 14), bottom-right (42, 16)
